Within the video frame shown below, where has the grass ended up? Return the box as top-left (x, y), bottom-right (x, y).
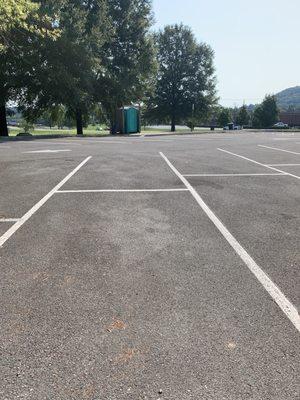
top-left (7, 125), bottom-right (110, 137)
top-left (5, 124), bottom-right (221, 137)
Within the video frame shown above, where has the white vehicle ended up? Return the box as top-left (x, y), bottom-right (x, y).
top-left (273, 122), bottom-right (288, 128)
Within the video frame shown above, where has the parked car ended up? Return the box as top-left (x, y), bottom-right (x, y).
top-left (273, 122), bottom-right (288, 128)
top-left (223, 123), bottom-right (242, 131)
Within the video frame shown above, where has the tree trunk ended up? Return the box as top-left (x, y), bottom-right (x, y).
top-left (110, 119), bottom-right (116, 135)
top-left (0, 103), bottom-right (9, 137)
top-left (76, 109), bottom-right (83, 135)
top-left (171, 115), bottom-right (176, 132)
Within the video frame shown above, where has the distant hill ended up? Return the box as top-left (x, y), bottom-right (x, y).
top-left (276, 86), bottom-right (300, 110)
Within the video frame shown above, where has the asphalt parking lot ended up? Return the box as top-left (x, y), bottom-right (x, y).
top-left (0, 131), bottom-right (299, 399)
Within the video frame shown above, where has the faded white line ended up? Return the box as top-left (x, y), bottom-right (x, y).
top-left (160, 151), bottom-right (300, 333)
top-left (18, 141), bottom-right (81, 146)
top-left (57, 188), bottom-right (188, 193)
top-left (0, 218), bottom-right (20, 222)
top-left (183, 173), bottom-right (286, 177)
top-left (273, 138), bottom-right (299, 141)
top-left (140, 139), bottom-right (174, 142)
top-left (65, 139), bottom-right (133, 144)
top-left (267, 164), bottom-right (300, 167)
top-left (258, 145), bottom-right (300, 155)
top-left (218, 148), bottom-right (300, 180)
top-left (23, 149), bottom-right (71, 154)
top-left (0, 156), bottom-right (91, 248)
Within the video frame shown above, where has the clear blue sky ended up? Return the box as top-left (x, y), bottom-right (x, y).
top-left (152, 0), bottom-right (300, 107)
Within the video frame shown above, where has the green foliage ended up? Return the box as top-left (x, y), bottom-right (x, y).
top-left (0, 2), bottom-right (218, 137)
top-left (146, 24), bottom-right (217, 131)
top-left (17, 0), bottom-right (113, 134)
top-left (20, 119), bottom-right (34, 134)
top-left (42, 105), bottom-right (67, 128)
top-left (236, 105), bottom-right (249, 126)
top-left (186, 117), bottom-right (198, 132)
top-left (217, 108), bottom-right (231, 127)
top-left (252, 95), bottom-right (279, 128)
top-left (98, 0), bottom-right (156, 128)
top-left (0, 0), bottom-right (59, 51)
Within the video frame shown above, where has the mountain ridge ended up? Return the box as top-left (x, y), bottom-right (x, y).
top-left (276, 86), bottom-right (300, 110)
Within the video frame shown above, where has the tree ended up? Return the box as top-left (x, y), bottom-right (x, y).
top-left (252, 95), bottom-right (279, 128)
top-left (0, 0), bottom-right (59, 136)
top-left (236, 105), bottom-right (249, 126)
top-left (18, 0), bottom-right (112, 135)
top-left (42, 105), bottom-right (66, 129)
top-left (146, 24), bottom-right (216, 132)
top-left (98, 0), bottom-right (156, 132)
top-left (0, 0), bottom-right (39, 51)
top-left (217, 108), bottom-right (231, 127)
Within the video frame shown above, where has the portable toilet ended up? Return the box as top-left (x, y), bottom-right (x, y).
top-left (116, 106), bottom-right (140, 134)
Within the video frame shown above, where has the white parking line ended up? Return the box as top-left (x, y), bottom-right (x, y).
top-left (57, 188), bottom-right (188, 193)
top-left (273, 138), bottom-right (299, 141)
top-left (218, 149), bottom-right (300, 180)
top-left (267, 164), bottom-right (300, 167)
top-left (0, 218), bottom-right (20, 222)
top-left (17, 141), bottom-right (81, 146)
top-left (0, 156), bottom-right (91, 248)
top-left (258, 145), bottom-right (300, 155)
top-left (183, 173), bottom-right (286, 177)
top-left (140, 139), bottom-right (174, 142)
top-left (23, 149), bottom-right (71, 154)
top-left (160, 152), bottom-right (300, 333)
top-left (77, 140), bottom-right (132, 144)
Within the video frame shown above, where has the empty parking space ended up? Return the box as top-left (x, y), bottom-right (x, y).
top-left (62, 153), bottom-right (185, 191)
top-left (0, 131), bottom-right (299, 399)
top-left (0, 156), bottom-right (88, 217)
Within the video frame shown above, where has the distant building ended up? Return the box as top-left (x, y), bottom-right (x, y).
top-left (279, 112), bottom-right (300, 127)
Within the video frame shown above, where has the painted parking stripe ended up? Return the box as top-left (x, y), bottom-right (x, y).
top-left (183, 173), bottom-right (286, 177)
top-left (57, 188), bottom-right (188, 193)
top-left (23, 149), bottom-right (71, 154)
top-left (258, 145), bottom-right (300, 155)
top-left (0, 218), bottom-right (20, 222)
top-left (18, 141), bottom-right (81, 146)
top-left (218, 148), bottom-right (300, 180)
top-left (267, 164), bottom-right (300, 167)
top-left (0, 156), bottom-right (91, 248)
top-left (160, 151), bottom-right (300, 333)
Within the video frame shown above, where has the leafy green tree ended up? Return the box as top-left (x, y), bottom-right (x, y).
top-left (18, 0), bottom-right (112, 135)
top-left (217, 108), bottom-right (231, 127)
top-left (236, 105), bottom-right (249, 126)
top-left (0, 0), bottom-right (58, 51)
top-left (252, 95), bottom-right (279, 128)
top-left (97, 0), bottom-right (156, 132)
top-left (147, 24), bottom-right (216, 132)
top-left (0, 0), bottom-right (59, 136)
top-left (42, 105), bottom-right (66, 128)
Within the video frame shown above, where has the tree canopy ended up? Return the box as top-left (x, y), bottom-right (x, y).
top-left (16, 0), bottom-right (114, 134)
top-left (217, 108), bottom-right (232, 127)
top-left (0, 3), bottom-right (220, 137)
top-left (146, 24), bottom-right (217, 131)
top-left (253, 95), bottom-right (279, 128)
top-left (97, 0), bottom-right (156, 132)
top-left (236, 105), bottom-right (250, 126)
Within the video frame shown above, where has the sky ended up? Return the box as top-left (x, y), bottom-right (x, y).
top-left (152, 0), bottom-right (300, 107)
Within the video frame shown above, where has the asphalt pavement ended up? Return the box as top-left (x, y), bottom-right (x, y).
top-left (0, 131), bottom-right (299, 399)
